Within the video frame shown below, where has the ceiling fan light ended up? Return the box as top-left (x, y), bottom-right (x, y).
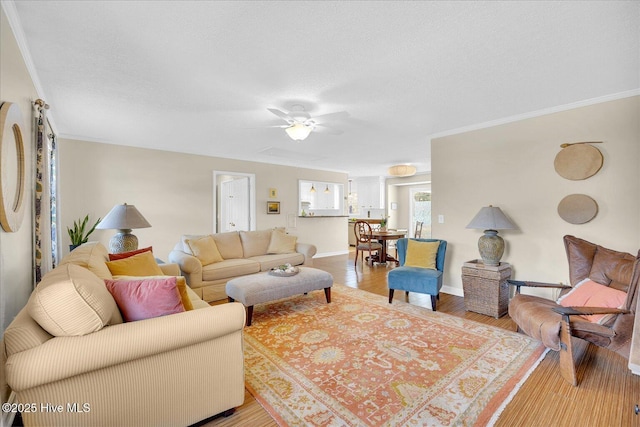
top-left (388, 164), bottom-right (417, 177)
top-left (285, 123), bottom-right (312, 141)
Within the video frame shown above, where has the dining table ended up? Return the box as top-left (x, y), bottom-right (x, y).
top-left (369, 229), bottom-right (407, 265)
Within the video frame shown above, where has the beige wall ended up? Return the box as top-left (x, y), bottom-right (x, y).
top-left (0, 8), bottom-right (38, 335)
top-left (432, 95), bottom-right (640, 297)
top-left (58, 139), bottom-right (349, 260)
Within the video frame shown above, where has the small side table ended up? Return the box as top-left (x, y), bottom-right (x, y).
top-left (461, 260), bottom-right (512, 318)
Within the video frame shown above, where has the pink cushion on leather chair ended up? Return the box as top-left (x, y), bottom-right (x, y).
top-left (558, 278), bottom-right (627, 324)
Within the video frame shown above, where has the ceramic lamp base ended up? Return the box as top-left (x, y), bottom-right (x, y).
top-left (109, 229), bottom-right (138, 254)
top-left (477, 229), bottom-right (504, 266)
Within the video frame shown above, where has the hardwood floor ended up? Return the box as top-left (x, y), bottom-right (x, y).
top-left (203, 251), bottom-right (640, 427)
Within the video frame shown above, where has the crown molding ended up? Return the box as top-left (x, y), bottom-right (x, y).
top-left (2, 0), bottom-right (57, 133)
top-left (430, 89), bottom-right (640, 140)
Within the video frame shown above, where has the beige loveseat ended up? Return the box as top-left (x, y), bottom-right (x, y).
top-left (169, 229), bottom-right (317, 302)
top-left (2, 242), bottom-right (246, 427)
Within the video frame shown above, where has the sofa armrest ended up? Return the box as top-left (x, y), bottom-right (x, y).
top-left (168, 250), bottom-right (203, 287)
top-left (296, 242), bottom-right (317, 266)
top-left (159, 262), bottom-right (180, 276)
top-left (5, 303), bottom-right (245, 392)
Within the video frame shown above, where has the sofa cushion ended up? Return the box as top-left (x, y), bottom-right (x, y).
top-left (250, 253), bottom-right (306, 272)
top-left (105, 251), bottom-right (165, 276)
top-left (59, 241), bottom-right (113, 280)
top-left (201, 259), bottom-right (261, 282)
top-left (108, 246), bottom-right (153, 261)
top-left (185, 235), bottom-right (224, 265)
top-left (211, 232), bottom-right (244, 259)
top-left (105, 276), bottom-right (186, 322)
top-left (404, 240), bottom-right (439, 269)
top-left (240, 229), bottom-right (273, 258)
top-left (267, 230), bottom-right (297, 254)
top-left (28, 264), bottom-right (122, 336)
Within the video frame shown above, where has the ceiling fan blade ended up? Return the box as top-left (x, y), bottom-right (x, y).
top-left (267, 108), bottom-right (294, 123)
top-left (314, 124), bottom-right (344, 135)
top-left (312, 111), bottom-right (350, 123)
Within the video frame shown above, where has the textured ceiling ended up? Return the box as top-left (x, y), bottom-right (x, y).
top-left (6, 1), bottom-right (640, 177)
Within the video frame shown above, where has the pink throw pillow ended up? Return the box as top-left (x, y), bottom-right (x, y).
top-left (558, 278), bottom-right (627, 324)
top-left (105, 276), bottom-right (185, 322)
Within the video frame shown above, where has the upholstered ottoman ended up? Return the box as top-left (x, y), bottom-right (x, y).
top-left (226, 267), bottom-right (333, 326)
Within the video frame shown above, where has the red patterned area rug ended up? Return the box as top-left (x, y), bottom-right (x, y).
top-left (244, 284), bottom-right (546, 427)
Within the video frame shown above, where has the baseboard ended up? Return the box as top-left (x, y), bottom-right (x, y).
top-left (441, 285), bottom-right (464, 297)
top-left (313, 250), bottom-right (350, 258)
top-left (2, 392), bottom-right (17, 427)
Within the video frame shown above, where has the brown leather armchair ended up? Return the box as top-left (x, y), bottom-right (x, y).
top-left (508, 235), bottom-right (640, 385)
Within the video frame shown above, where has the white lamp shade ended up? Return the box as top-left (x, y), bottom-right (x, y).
top-left (285, 123), bottom-right (312, 141)
top-left (96, 203), bottom-right (151, 230)
top-left (388, 164), bottom-right (416, 177)
top-left (466, 206), bottom-right (516, 231)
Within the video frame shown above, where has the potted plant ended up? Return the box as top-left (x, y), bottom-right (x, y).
top-left (380, 215), bottom-right (390, 231)
top-left (67, 215), bottom-right (101, 251)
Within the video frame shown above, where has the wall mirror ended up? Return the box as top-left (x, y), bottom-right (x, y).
top-left (298, 180), bottom-right (345, 217)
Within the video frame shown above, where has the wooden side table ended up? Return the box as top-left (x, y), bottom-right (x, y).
top-left (461, 260), bottom-right (512, 318)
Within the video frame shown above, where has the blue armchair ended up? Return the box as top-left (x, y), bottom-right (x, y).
top-left (387, 238), bottom-right (447, 311)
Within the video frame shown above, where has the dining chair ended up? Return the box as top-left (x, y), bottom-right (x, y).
top-left (354, 220), bottom-right (382, 267)
top-left (414, 221), bottom-right (424, 238)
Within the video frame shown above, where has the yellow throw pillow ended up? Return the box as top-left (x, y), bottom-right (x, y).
top-left (105, 251), bottom-right (164, 276)
top-left (267, 230), bottom-right (298, 254)
top-left (404, 240), bottom-right (440, 269)
top-left (185, 235), bottom-right (224, 265)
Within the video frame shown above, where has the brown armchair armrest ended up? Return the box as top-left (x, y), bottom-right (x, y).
top-left (507, 280), bottom-right (572, 295)
top-left (552, 306), bottom-right (629, 316)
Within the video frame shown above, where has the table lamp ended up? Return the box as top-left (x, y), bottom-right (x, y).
top-left (96, 203), bottom-right (151, 253)
top-left (466, 205), bottom-right (516, 266)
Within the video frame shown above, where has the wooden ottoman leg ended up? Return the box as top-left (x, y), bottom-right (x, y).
top-left (246, 306), bottom-right (254, 326)
top-left (324, 287), bottom-right (331, 303)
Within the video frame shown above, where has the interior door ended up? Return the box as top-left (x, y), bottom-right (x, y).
top-left (220, 177), bottom-right (250, 232)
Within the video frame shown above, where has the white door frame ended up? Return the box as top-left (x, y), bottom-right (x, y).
top-left (409, 187), bottom-right (431, 238)
top-left (213, 171), bottom-right (256, 233)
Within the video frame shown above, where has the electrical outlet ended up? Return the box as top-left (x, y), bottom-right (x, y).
top-left (438, 215), bottom-right (444, 224)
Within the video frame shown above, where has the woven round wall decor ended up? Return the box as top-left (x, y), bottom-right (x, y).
top-left (557, 194), bottom-right (598, 224)
top-left (0, 102), bottom-right (26, 232)
top-left (554, 143), bottom-right (603, 180)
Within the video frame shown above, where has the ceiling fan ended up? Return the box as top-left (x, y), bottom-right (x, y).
top-left (267, 105), bottom-right (349, 141)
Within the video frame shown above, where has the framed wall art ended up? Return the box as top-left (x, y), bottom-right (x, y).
top-left (267, 201), bottom-right (280, 214)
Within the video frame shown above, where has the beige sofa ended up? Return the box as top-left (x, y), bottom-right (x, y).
top-left (2, 242), bottom-right (246, 427)
top-left (169, 229), bottom-right (317, 302)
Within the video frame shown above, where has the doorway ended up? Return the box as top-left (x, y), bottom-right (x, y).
top-left (213, 171), bottom-right (256, 233)
top-left (410, 188), bottom-right (431, 238)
